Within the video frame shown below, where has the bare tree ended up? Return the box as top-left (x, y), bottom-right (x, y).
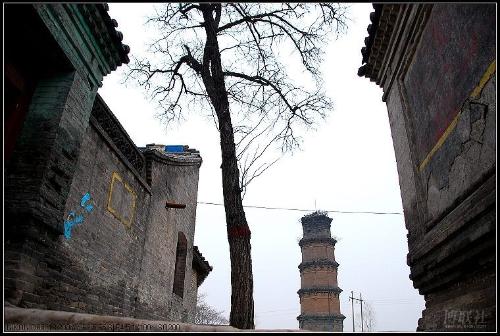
top-left (127, 3), bottom-right (348, 329)
top-left (195, 293), bottom-right (229, 325)
top-left (355, 301), bottom-right (376, 332)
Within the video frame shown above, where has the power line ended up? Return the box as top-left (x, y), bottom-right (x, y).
top-left (256, 311), bottom-right (297, 317)
top-left (255, 299), bottom-right (420, 315)
top-left (197, 201), bottom-right (403, 215)
top-left (256, 308), bottom-right (298, 314)
top-left (370, 302), bottom-right (420, 306)
top-left (366, 298), bottom-right (422, 303)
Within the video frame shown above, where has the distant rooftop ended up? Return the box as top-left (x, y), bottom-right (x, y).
top-left (143, 144), bottom-right (200, 154)
top-left (139, 144), bottom-right (202, 167)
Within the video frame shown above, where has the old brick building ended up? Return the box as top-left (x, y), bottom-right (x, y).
top-left (297, 212), bottom-right (345, 331)
top-left (5, 4), bottom-right (211, 323)
top-left (358, 4), bottom-right (496, 331)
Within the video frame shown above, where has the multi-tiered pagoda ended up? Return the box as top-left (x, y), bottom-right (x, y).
top-left (297, 211), bottom-right (345, 331)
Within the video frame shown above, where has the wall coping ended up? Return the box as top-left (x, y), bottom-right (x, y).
top-left (4, 306), bottom-right (305, 332)
top-left (142, 148), bottom-right (203, 167)
top-left (89, 117), bottom-right (151, 194)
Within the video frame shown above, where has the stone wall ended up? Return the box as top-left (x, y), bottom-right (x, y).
top-left (136, 149), bottom-right (202, 322)
top-left (5, 96), bottom-right (205, 322)
top-left (358, 4), bottom-right (496, 331)
top-left (4, 4), bottom-right (209, 325)
top-left (5, 70), bottom-right (96, 233)
top-left (4, 4), bottom-right (115, 316)
top-left (57, 113), bottom-right (152, 317)
top-left (299, 315), bottom-right (344, 333)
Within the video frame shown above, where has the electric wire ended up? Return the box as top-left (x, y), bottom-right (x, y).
top-left (197, 201), bottom-right (403, 215)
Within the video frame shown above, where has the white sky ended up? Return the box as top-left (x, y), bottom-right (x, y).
top-left (100, 3), bottom-right (425, 331)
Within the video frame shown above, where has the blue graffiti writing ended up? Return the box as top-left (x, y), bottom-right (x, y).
top-left (64, 212), bottom-right (84, 239)
top-left (81, 192), bottom-right (94, 213)
top-left (64, 192), bottom-right (94, 240)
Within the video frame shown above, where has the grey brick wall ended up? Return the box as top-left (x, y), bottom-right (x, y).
top-left (5, 69), bottom-right (97, 310)
top-left (58, 117), bottom-right (152, 317)
top-left (364, 4), bottom-right (496, 331)
top-left (4, 3), bottom-right (204, 324)
top-left (5, 71), bottom-right (96, 231)
top-left (136, 150), bottom-right (202, 322)
top-left (6, 113), bottom-right (204, 322)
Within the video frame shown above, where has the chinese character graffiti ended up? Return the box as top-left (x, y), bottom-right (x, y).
top-left (64, 192), bottom-right (94, 239)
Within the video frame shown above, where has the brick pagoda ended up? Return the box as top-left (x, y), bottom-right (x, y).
top-left (297, 211), bottom-right (345, 331)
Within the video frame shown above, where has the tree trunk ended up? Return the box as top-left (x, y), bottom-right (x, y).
top-left (218, 110), bottom-right (255, 329)
top-left (199, 4), bottom-right (255, 329)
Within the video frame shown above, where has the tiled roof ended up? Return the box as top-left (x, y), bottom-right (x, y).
top-left (78, 4), bottom-right (130, 70)
top-left (91, 94), bottom-right (145, 176)
top-left (358, 4), bottom-right (401, 83)
top-left (360, 4), bottom-right (383, 65)
top-left (192, 246), bottom-right (213, 286)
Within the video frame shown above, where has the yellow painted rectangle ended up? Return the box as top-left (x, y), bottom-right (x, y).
top-left (107, 171), bottom-right (137, 229)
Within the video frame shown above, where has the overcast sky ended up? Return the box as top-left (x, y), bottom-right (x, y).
top-left (99, 3), bottom-right (425, 331)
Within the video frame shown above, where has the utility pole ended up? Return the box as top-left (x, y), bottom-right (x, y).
top-left (359, 293), bottom-right (364, 332)
top-left (349, 291), bottom-right (355, 332)
top-left (350, 291), bottom-right (365, 332)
